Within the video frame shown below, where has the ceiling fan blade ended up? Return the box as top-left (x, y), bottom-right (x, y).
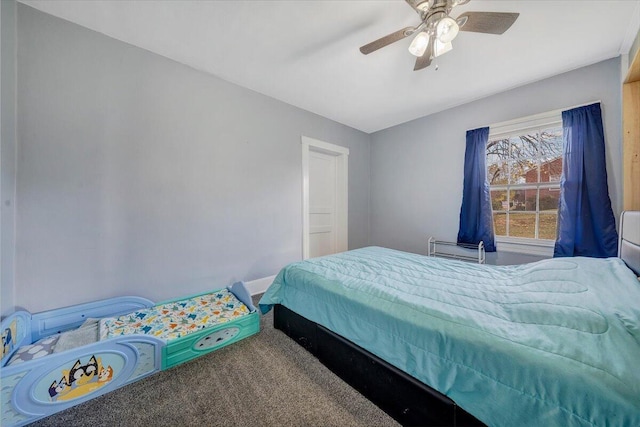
top-left (360, 27), bottom-right (415, 55)
top-left (457, 12), bottom-right (520, 35)
top-left (413, 42), bottom-right (433, 71)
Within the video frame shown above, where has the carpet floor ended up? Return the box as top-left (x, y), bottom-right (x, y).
top-left (30, 295), bottom-right (399, 427)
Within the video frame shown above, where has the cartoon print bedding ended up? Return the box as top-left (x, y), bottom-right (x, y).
top-left (0, 282), bottom-right (259, 427)
top-left (100, 288), bottom-right (250, 340)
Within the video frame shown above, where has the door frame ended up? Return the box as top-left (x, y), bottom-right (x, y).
top-left (301, 136), bottom-right (349, 260)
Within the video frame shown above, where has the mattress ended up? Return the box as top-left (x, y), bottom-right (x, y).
top-left (101, 289), bottom-right (251, 341)
top-left (259, 246), bottom-right (640, 427)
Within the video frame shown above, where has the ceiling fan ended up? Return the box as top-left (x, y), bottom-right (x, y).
top-left (360, 0), bottom-right (519, 71)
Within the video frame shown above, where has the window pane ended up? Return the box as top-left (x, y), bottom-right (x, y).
top-left (510, 159), bottom-right (538, 184)
top-left (487, 139), bottom-right (510, 185)
top-left (539, 213), bottom-right (558, 240)
top-left (510, 134), bottom-right (539, 159)
top-left (509, 135), bottom-right (538, 184)
top-left (487, 139), bottom-right (511, 161)
top-left (539, 188), bottom-right (560, 211)
top-left (493, 212), bottom-right (507, 236)
top-left (542, 158), bottom-right (563, 183)
top-left (491, 190), bottom-right (507, 211)
top-left (487, 159), bottom-right (509, 185)
top-left (510, 189), bottom-right (528, 211)
top-left (508, 213), bottom-right (536, 238)
top-left (540, 127), bottom-right (563, 183)
top-left (540, 127), bottom-right (563, 159)
top-left (524, 188), bottom-right (537, 211)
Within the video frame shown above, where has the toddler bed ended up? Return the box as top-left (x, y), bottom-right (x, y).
top-left (1, 281), bottom-right (259, 427)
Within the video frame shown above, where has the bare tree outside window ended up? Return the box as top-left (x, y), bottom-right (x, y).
top-left (487, 126), bottom-right (562, 240)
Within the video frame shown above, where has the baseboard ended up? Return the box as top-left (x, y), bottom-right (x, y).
top-left (245, 275), bottom-right (277, 296)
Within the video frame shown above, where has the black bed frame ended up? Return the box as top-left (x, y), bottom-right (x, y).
top-left (274, 304), bottom-right (485, 427)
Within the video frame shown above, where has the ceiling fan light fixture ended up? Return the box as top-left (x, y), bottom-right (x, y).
top-left (433, 39), bottom-right (452, 57)
top-left (359, 1), bottom-right (520, 71)
top-left (456, 15), bottom-right (469, 29)
top-left (408, 31), bottom-right (430, 57)
top-left (436, 16), bottom-right (459, 43)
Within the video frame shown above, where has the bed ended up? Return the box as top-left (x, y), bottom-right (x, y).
top-left (259, 211), bottom-right (640, 427)
top-left (1, 281), bottom-right (259, 427)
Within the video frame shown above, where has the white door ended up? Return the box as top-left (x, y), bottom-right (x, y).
top-left (309, 151), bottom-right (337, 258)
top-left (301, 136), bottom-right (348, 260)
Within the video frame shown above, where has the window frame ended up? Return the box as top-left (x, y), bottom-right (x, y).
top-left (488, 109), bottom-right (564, 256)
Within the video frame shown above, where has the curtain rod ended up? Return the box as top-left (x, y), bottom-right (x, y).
top-left (561, 100), bottom-right (602, 112)
top-left (482, 100), bottom-right (603, 134)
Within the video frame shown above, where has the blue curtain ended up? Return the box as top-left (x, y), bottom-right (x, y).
top-left (457, 127), bottom-right (496, 252)
top-left (554, 103), bottom-right (618, 258)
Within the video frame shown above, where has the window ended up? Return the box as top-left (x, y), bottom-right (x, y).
top-left (487, 111), bottom-right (563, 246)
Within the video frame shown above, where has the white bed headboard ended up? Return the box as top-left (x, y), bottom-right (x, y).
top-left (619, 211), bottom-right (640, 276)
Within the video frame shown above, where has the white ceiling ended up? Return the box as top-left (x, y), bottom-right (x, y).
top-left (19, 0), bottom-right (640, 134)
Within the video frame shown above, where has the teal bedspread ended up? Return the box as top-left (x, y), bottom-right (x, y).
top-left (259, 247), bottom-right (640, 427)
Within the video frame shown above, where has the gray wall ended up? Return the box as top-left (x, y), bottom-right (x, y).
top-left (370, 58), bottom-right (623, 263)
top-left (2, 2), bottom-right (628, 315)
top-left (1, 0), bottom-right (17, 317)
top-left (12, 4), bottom-right (370, 313)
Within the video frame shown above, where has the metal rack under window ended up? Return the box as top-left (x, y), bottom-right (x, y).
top-left (427, 237), bottom-right (485, 264)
